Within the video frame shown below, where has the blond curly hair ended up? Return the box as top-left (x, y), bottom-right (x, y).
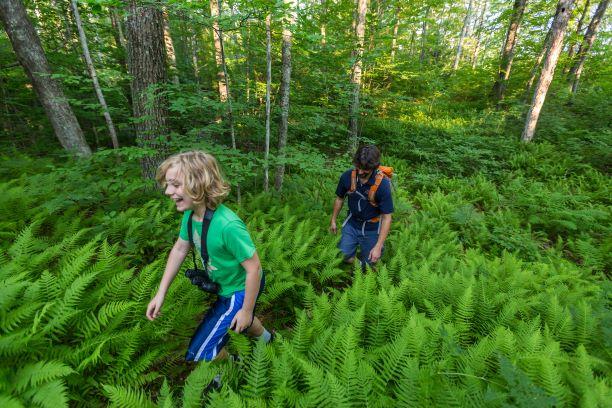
top-left (156, 151), bottom-right (230, 209)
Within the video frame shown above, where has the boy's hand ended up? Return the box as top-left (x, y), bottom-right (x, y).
top-left (146, 293), bottom-right (164, 321)
top-left (329, 220), bottom-right (337, 234)
top-left (230, 309), bottom-right (253, 333)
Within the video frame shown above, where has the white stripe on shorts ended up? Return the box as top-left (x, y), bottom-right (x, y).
top-left (194, 294), bottom-right (236, 361)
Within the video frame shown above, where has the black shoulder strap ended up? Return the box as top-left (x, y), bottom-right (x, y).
top-left (187, 209), bottom-right (216, 271)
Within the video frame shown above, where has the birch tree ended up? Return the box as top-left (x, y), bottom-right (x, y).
top-left (71, 0), bottom-right (119, 149)
top-left (275, 0), bottom-right (297, 191)
top-left (0, 0), bottom-right (91, 157)
top-left (492, 0), bottom-right (528, 102)
top-left (567, 0), bottom-right (608, 94)
top-left (566, 0), bottom-right (590, 69)
top-left (348, 0), bottom-right (368, 148)
top-left (522, 0), bottom-right (574, 143)
top-left (264, 13), bottom-right (272, 192)
top-left (452, 0), bottom-right (474, 71)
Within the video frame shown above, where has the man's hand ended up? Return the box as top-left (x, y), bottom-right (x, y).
top-left (146, 293), bottom-right (165, 321)
top-left (368, 244), bottom-right (383, 263)
top-left (329, 219), bottom-right (338, 234)
top-left (230, 309), bottom-right (253, 333)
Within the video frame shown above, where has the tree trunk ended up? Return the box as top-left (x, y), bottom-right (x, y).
top-left (210, 0), bottom-right (228, 103)
top-left (420, 7), bottom-right (430, 63)
top-left (525, 25), bottom-right (553, 96)
top-left (71, 0), bottom-right (119, 149)
top-left (567, 0), bottom-right (608, 94)
top-left (492, 0), bottom-right (528, 102)
top-left (522, 0), bottom-right (574, 143)
top-left (163, 9), bottom-right (180, 85)
top-left (391, 5), bottom-right (401, 61)
top-left (320, 0), bottom-right (327, 46)
top-left (471, 0), bottom-right (488, 68)
top-left (264, 14), bottom-right (272, 192)
top-left (452, 0), bottom-right (474, 70)
top-left (0, 0), bottom-right (91, 157)
top-left (126, 0), bottom-right (168, 179)
top-left (275, 0), bottom-right (297, 191)
top-left (565, 0), bottom-right (590, 72)
top-left (348, 0), bottom-right (368, 149)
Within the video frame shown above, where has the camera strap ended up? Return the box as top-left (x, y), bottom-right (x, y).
top-left (187, 208), bottom-right (215, 272)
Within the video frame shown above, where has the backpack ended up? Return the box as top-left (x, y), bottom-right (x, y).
top-left (348, 165), bottom-right (394, 207)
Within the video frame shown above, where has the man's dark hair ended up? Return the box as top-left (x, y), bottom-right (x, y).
top-left (353, 145), bottom-right (380, 170)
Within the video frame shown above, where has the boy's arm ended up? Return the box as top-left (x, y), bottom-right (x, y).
top-left (231, 252), bottom-right (262, 333)
top-left (146, 238), bottom-right (191, 320)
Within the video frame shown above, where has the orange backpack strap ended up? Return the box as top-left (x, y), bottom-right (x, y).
top-left (349, 169), bottom-right (357, 192)
top-left (368, 171), bottom-right (386, 207)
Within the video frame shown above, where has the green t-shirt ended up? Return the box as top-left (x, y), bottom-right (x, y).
top-left (179, 204), bottom-right (256, 297)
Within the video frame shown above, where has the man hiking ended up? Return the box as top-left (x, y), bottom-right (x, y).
top-left (330, 145), bottom-right (393, 267)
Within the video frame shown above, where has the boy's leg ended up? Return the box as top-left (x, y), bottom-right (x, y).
top-left (246, 316), bottom-right (264, 337)
top-left (338, 223), bottom-right (359, 263)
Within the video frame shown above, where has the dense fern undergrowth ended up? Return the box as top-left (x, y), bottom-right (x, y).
top-left (1, 132), bottom-right (610, 407)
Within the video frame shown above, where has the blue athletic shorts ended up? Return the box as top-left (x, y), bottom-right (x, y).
top-left (338, 221), bottom-right (382, 265)
top-left (185, 271), bottom-right (265, 362)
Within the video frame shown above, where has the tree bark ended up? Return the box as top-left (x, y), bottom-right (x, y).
top-left (348, 0), bottom-right (368, 149)
top-left (522, 0), bottom-right (574, 143)
top-left (264, 14), bottom-right (272, 192)
top-left (320, 0), bottom-right (327, 46)
top-left (492, 0), bottom-right (528, 102)
top-left (163, 9), bottom-right (180, 85)
top-left (452, 0), bottom-right (474, 70)
top-left (210, 0), bottom-right (228, 103)
top-left (275, 0), bottom-right (297, 191)
top-left (471, 0), bottom-right (488, 68)
top-left (0, 0), bottom-right (91, 157)
top-left (565, 0), bottom-right (590, 71)
top-left (126, 0), bottom-right (168, 179)
top-left (391, 5), bottom-right (401, 61)
top-left (419, 7), bottom-right (430, 63)
top-left (567, 0), bottom-right (608, 94)
top-left (525, 25), bottom-right (553, 95)
top-left (71, 0), bottom-right (119, 149)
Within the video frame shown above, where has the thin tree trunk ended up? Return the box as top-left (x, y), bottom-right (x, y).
top-left (264, 14), bottom-right (272, 192)
top-left (210, 0), bottom-right (228, 102)
top-left (126, 0), bottom-right (168, 179)
top-left (71, 0), bottom-right (119, 149)
top-left (567, 0), bottom-right (608, 94)
top-left (525, 25), bottom-right (553, 96)
top-left (522, 0), bottom-right (574, 143)
top-left (471, 0), bottom-right (488, 68)
top-left (320, 0), bottom-right (327, 46)
top-left (348, 0), bottom-right (368, 149)
top-left (245, 20), bottom-right (252, 104)
top-left (492, 0), bottom-right (528, 102)
top-left (420, 7), bottom-right (430, 63)
top-left (453, 0), bottom-right (474, 70)
top-left (109, 7), bottom-right (127, 49)
top-left (275, 0), bottom-right (297, 191)
top-left (0, 0), bottom-right (91, 157)
top-left (565, 0), bottom-right (590, 73)
top-left (391, 5), bottom-right (401, 61)
top-left (163, 9), bottom-right (180, 85)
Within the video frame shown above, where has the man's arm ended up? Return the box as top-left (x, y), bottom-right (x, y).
top-left (330, 196), bottom-right (345, 234)
top-left (369, 213), bottom-right (392, 263)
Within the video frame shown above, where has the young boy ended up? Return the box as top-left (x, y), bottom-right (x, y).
top-left (146, 151), bottom-right (272, 362)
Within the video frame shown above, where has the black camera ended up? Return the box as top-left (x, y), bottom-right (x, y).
top-left (185, 268), bottom-right (220, 294)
